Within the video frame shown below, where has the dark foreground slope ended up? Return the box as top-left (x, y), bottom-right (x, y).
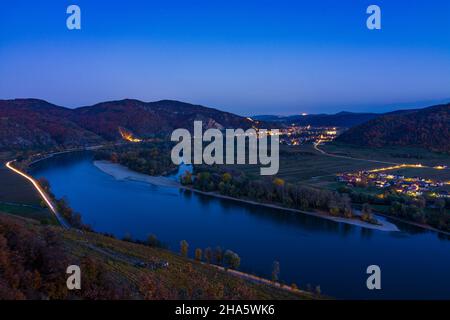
top-left (337, 103), bottom-right (450, 152)
top-left (0, 212), bottom-right (311, 300)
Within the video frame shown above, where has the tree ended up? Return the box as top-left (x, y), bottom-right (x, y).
top-left (416, 196), bottom-right (426, 209)
top-left (123, 233), bottom-right (132, 242)
top-left (342, 194), bottom-right (353, 218)
top-left (272, 261), bottom-right (280, 282)
top-left (315, 285), bottom-right (321, 296)
top-left (195, 172), bottom-right (212, 191)
top-left (180, 240), bottom-right (189, 257)
top-left (39, 200), bottom-right (47, 209)
top-left (362, 203), bottom-right (372, 215)
top-left (222, 172), bottom-right (232, 183)
top-left (435, 199), bottom-right (446, 214)
top-left (110, 152), bottom-right (119, 163)
top-left (37, 177), bottom-right (50, 192)
top-left (328, 201), bottom-right (340, 216)
top-left (147, 234), bottom-right (159, 247)
top-left (214, 246), bottom-right (223, 265)
top-left (273, 178), bottom-right (285, 187)
top-left (361, 203), bottom-right (374, 222)
top-left (195, 248), bottom-right (202, 261)
top-left (180, 171), bottom-right (192, 185)
top-left (204, 247), bottom-right (212, 264)
top-left (224, 250), bottom-right (240, 270)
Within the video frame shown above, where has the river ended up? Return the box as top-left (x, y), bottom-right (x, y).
top-left (31, 152), bottom-right (450, 299)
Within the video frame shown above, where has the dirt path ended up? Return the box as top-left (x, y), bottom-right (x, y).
top-left (80, 239), bottom-right (313, 297)
top-left (208, 264), bottom-right (316, 298)
top-left (313, 141), bottom-right (399, 165)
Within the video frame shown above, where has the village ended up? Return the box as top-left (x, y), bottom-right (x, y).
top-left (338, 167), bottom-right (450, 199)
top-left (279, 125), bottom-right (339, 146)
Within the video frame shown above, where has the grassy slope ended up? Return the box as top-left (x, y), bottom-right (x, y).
top-left (323, 142), bottom-right (450, 167)
top-left (0, 202), bottom-right (58, 225)
top-left (222, 144), bottom-right (385, 183)
top-left (0, 211), bottom-right (312, 300)
top-left (0, 152), bottom-right (42, 205)
top-left (228, 143), bottom-right (450, 184)
top-left (322, 142), bottom-right (450, 181)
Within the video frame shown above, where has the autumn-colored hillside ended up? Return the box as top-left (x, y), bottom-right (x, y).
top-left (337, 103), bottom-right (450, 152)
top-left (0, 98), bottom-right (255, 150)
top-left (0, 99), bottom-right (103, 150)
top-left (72, 99), bottom-right (254, 140)
top-left (0, 212), bottom-right (312, 300)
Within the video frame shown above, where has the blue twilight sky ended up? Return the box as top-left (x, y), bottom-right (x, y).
top-left (0, 0), bottom-right (449, 115)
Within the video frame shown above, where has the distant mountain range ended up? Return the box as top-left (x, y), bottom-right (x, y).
top-left (337, 103), bottom-right (450, 152)
top-left (0, 99), bottom-right (254, 150)
top-left (252, 112), bottom-right (380, 128)
top-left (252, 109), bottom-right (418, 128)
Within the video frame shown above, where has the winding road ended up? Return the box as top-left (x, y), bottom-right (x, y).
top-left (313, 140), bottom-right (450, 173)
top-left (3, 144), bottom-right (114, 229)
top-left (313, 140), bottom-right (398, 165)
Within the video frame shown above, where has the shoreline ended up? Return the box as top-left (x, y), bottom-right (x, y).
top-left (94, 160), bottom-right (399, 232)
top-left (94, 160), bottom-right (180, 188)
top-left (369, 211), bottom-right (450, 236)
top-left (183, 188), bottom-right (399, 232)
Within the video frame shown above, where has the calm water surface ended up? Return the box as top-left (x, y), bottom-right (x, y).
top-left (31, 152), bottom-right (450, 299)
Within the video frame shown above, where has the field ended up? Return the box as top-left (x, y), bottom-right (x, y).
top-left (223, 144), bottom-right (384, 182)
top-left (0, 152), bottom-right (55, 223)
top-left (220, 142), bottom-right (450, 186)
top-left (322, 142), bottom-right (450, 167)
top-left (0, 202), bottom-right (58, 225)
top-left (322, 143), bottom-right (450, 181)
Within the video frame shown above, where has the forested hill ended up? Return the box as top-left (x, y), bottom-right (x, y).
top-left (0, 99), bottom-right (256, 150)
top-left (337, 103), bottom-right (450, 152)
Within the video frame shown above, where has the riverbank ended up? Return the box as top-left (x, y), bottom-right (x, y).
top-left (94, 160), bottom-right (399, 232)
top-left (185, 188), bottom-right (399, 232)
top-left (371, 211), bottom-right (450, 237)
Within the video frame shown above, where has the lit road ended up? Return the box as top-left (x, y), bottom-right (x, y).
top-left (5, 160), bottom-right (70, 228)
top-left (3, 144), bottom-right (120, 229)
